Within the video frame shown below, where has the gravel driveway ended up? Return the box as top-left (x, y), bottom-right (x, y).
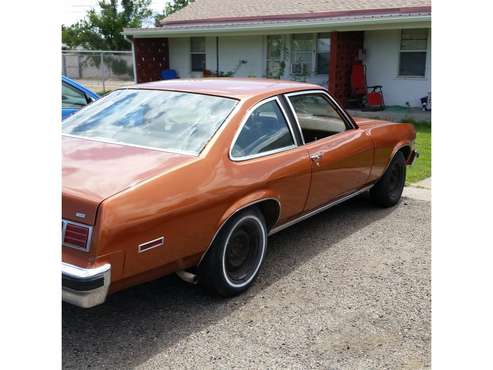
top-left (62, 192), bottom-right (431, 369)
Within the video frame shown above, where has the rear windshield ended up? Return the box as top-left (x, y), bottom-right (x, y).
top-left (62, 89), bottom-right (238, 155)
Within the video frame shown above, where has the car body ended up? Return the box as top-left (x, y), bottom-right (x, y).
top-left (61, 78), bottom-right (417, 308)
top-left (62, 75), bottom-right (100, 120)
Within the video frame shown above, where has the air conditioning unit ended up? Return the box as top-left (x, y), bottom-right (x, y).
top-left (290, 63), bottom-right (302, 75)
top-left (291, 63), bottom-right (308, 75)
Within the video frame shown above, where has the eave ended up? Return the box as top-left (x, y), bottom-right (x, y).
top-left (123, 10), bottom-right (431, 38)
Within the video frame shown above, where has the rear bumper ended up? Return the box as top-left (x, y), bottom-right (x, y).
top-left (62, 262), bottom-right (111, 308)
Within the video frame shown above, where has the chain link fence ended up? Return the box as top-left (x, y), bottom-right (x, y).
top-left (62, 50), bottom-right (135, 94)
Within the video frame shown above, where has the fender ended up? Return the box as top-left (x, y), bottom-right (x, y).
top-left (373, 141), bottom-right (413, 182)
top-left (198, 190), bottom-right (281, 265)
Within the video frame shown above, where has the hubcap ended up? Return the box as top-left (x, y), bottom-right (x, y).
top-left (388, 161), bottom-right (404, 193)
top-left (224, 218), bottom-right (264, 285)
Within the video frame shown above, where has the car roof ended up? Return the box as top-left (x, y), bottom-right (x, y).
top-left (130, 78), bottom-right (325, 100)
top-left (62, 75), bottom-right (100, 100)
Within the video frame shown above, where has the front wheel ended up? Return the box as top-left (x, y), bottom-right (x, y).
top-left (370, 151), bottom-right (406, 207)
top-left (198, 208), bottom-right (267, 297)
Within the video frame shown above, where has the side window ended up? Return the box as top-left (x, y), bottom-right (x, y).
top-left (288, 94), bottom-right (347, 143)
top-left (62, 82), bottom-right (88, 109)
top-left (232, 99), bottom-right (295, 158)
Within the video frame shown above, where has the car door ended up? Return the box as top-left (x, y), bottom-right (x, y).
top-left (230, 96), bottom-right (312, 223)
top-left (285, 91), bottom-right (374, 211)
top-left (62, 81), bottom-right (90, 120)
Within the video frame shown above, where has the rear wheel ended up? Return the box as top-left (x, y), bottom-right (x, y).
top-left (198, 208), bottom-right (267, 297)
top-left (370, 151), bottom-right (406, 207)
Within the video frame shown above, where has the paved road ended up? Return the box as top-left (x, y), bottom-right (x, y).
top-left (63, 192), bottom-right (431, 369)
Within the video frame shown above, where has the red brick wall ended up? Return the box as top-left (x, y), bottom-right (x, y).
top-left (133, 38), bottom-right (169, 83)
top-left (328, 31), bottom-right (364, 107)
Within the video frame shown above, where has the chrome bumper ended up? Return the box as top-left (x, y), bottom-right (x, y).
top-left (62, 262), bottom-right (111, 308)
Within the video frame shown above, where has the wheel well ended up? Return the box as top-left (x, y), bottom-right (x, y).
top-left (254, 199), bottom-right (281, 231)
top-left (197, 198), bottom-right (281, 267)
top-left (397, 145), bottom-right (411, 162)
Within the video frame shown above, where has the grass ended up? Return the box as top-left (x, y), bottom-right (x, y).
top-left (403, 120), bottom-right (431, 184)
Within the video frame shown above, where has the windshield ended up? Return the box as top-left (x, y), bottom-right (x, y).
top-left (62, 89), bottom-right (238, 155)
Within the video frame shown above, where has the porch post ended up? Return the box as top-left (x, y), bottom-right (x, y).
top-left (328, 31), bottom-right (364, 107)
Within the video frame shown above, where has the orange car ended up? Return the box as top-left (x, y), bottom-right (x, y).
top-left (62, 79), bottom-right (417, 308)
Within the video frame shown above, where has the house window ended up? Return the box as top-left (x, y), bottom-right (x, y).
top-left (399, 29), bottom-right (428, 77)
top-left (266, 35), bottom-right (283, 78)
top-left (316, 33), bottom-right (331, 75)
top-left (291, 34), bottom-right (314, 76)
top-left (191, 37), bottom-right (206, 72)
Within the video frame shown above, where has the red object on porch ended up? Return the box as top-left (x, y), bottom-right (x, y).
top-left (367, 90), bottom-right (384, 107)
top-left (348, 61), bottom-right (385, 110)
top-left (133, 38), bottom-right (170, 83)
top-left (351, 63), bottom-right (366, 96)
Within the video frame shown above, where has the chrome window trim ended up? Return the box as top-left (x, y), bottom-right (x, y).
top-left (283, 95), bottom-right (306, 145)
top-left (284, 89), bottom-right (357, 137)
top-left (62, 219), bottom-right (93, 252)
top-left (62, 134), bottom-right (199, 157)
top-left (229, 96), bottom-right (298, 162)
top-left (62, 89), bottom-right (242, 157)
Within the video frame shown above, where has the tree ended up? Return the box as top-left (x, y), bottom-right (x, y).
top-left (155, 0), bottom-right (194, 26)
top-left (62, 0), bottom-right (152, 50)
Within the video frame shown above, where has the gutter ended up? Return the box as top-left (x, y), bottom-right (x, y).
top-left (123, 14), bottom-right (431, 38)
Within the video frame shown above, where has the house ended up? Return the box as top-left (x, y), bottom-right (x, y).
top-left (123, 0), bottom-right (431, 107)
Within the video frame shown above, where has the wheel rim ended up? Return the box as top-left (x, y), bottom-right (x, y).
top-left (223, 217), bottom-right (265, 287)
top-left (388, 160), bottom-right (404, 194)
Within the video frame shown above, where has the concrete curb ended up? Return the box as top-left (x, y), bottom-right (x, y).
top-left (403, 177), bottom-right (431, 201)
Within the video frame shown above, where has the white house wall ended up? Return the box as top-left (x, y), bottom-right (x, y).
top-left (208, 36), bottom-right (265, 77)
top-left (168, 37), bottom-right (191, 78)
top-left (166, 29), bottom-right (431, 107)
top-left (168, 34), bottom-right (329, 84)
top-left (364, 29), bottom-right (431, 107)
top-left (169, 35), bottom-right (265, 78)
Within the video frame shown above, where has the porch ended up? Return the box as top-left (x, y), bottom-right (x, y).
top-left (124, 10), bottom-right (431, 109)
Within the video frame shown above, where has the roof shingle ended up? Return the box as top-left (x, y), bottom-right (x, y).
top-left (160, 0), bottom-right (431, 25)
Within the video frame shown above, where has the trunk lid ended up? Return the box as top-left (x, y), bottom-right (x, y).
top-left (62, 136), bottom-right (197, 224)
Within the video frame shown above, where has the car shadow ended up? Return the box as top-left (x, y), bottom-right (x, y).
top-left (62, 194), bottom-right (398, 369)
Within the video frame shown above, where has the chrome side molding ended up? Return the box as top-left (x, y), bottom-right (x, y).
top-left (269, 184), bottom-right (373, 235)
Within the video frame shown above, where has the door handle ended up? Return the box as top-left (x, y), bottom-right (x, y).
top-left (310, 153), bottom-right (323, 161)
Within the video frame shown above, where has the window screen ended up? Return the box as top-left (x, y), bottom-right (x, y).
top-left (399, 29), bottom-right (428, 77)
top-left (232, 100), bottom-right (294, 158)
top-left (291, 34), bottom-right (314, 75)
top-left (191, 37), bottom-right (206, 72)
top-left (316, 33), bottom-right (330, 75)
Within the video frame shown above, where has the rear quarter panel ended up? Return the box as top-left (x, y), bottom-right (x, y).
top-left (356, 120), bottom-right (416, 182)
top-left (91, 95), bottom-right (312, 292)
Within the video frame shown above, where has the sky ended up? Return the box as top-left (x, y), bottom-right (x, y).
top-left (62, 0), bottom-right (169, 26)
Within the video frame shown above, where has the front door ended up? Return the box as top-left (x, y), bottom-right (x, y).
top-left (285, 92), bottom-right (374, 211)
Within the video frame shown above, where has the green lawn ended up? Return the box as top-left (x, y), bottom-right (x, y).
top-left (405, 121), bottom-right (431, 184)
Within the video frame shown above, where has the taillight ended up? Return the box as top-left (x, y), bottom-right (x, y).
top-left (62, 220), bottom-right (92, 251)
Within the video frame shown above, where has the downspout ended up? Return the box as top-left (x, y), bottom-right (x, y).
top-left (123, 34), bottom-right (137, 83)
